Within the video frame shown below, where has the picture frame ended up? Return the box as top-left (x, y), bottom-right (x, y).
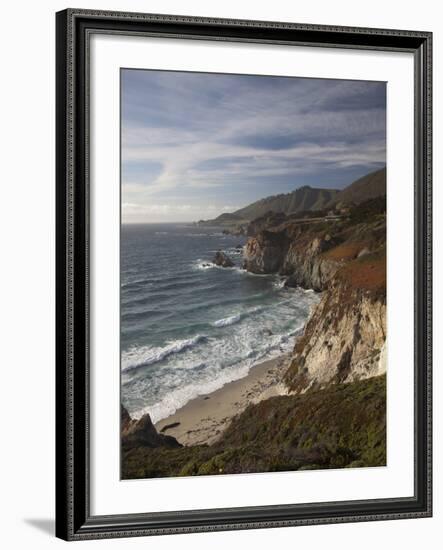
top-left (55, 8), bottom-right (432, 541)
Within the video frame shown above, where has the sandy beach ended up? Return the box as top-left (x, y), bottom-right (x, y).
top-left (155, 353), bottom-right (290, 446)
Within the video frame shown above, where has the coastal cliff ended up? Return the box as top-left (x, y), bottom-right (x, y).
top-left (243, 196), bottom-right (387, 392)
top-left (121, 186), bottom-right (387, 479)
top-left (284, 250), bottom-right (386, 392)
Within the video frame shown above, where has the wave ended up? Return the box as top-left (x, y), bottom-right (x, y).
top-left (193, 259), bottom-right (237, 271)
top-left (193, 260), bottom-right (276, 279)
top-left (122, 334), bottom-right (207, 372)
top-left (123, 292), bottom-right (272, 326)
top-left (122, 270), bottom-right (199, 291)
top-left (123, 284), bottom-right (218, 310)
top-left (193, 260), bottom-right (215, 270)
top-left (121, 279), bottom-right (154, 290)
top-left (127, 324), bottom-right (306, 423)
top-left (212, 313), bottom-right (242, 327)
top-left (213, 246), bottom-right (244, 255)
top-left (211, 305), bottom-right (266, 328)
top-left (234, 267), bottom-right (274, 278)
top-left (131, 363), bottom-right (251, 423)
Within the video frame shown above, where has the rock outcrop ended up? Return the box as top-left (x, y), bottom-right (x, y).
top-left (242, 229), bottom-right (289, 273)
top-left (242, 223), bottom-right (343, 289)
top-left (284, 250), bottom-right (386, 392)
top-left (242, 196), bottom-right (387, 394)
top-left (121, 406), bottom-right (182, 450)
top-left (280, 234), bottom-right (342, 291)
top-left (212, 250), bottom-right (235, 268)
top-left (121, 404), bottom-right (134, 435)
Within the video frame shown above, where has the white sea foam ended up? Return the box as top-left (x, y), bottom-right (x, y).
top-left (273, 278), bottom-right (287, 289)
top-left (122, 237), bottom-right (321, 424)
top-left (192, 258), bottom-right (278, 278)
top-left (212, 313), bottom-right (242, 327)
top-left (193, 259), bottom-right (237, 271)
top-left (234, 267), bottom-right (273, 277)
top-left (132, 364), bottom-right (250, 423)
top-left (126, 321), bottom-right (308, 423)
top-left (122, 334), bottom-right (206, 372)
top-left (194, 260), bottom-right (215, 270)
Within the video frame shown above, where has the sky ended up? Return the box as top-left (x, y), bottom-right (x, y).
top-left (121, 69), bottom-right (386, 223)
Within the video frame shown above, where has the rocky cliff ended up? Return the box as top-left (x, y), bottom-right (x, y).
top-left (242, 197), bottom-right (387, 393)
top-left (121, 195), bottom-right (387, 479)
top-left (284, 250), bottom-right (386, 392)
top-left (121, 405), bottom-right (181, 451)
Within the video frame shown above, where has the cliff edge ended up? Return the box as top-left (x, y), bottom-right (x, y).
top-left (242, 196), bottom-right (387, 393)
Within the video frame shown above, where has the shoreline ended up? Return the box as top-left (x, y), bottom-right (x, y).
top-left (155, 353), bottom-right (290, 446)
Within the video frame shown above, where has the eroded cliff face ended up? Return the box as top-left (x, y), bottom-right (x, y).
top-left (243, 229), bottom-right (290, 274)
top-left (284, 251), bottom-right (386, 392)
top-left (242, 201), bottom-right (387, 394)
top-left (242, 221), bottom-right (338, 282)
top-left (280, 236), bottom-right (342, 291)
top-left (243, 213), bottom-right (385, 288)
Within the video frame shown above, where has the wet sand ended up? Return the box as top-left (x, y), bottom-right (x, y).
top-left (155, 354), bottom-right (290, 446)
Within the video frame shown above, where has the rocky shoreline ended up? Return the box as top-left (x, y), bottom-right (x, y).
top-left (122, 189), bottom-right (387, 478)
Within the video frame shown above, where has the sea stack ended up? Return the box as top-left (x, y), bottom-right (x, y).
top-left (212, 250), bottom-right (235, 268)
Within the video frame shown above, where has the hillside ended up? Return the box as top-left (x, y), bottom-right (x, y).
top-left (199, 185), bottom-right (339, 226)
top-left (233, 185), bottom-right (339, 220)
top-left (122, 375), bottom-right (386, 478)
top-left (327, 167), bottom-right (386, 207)
top-left (199, 167), bottom-right (386, 228)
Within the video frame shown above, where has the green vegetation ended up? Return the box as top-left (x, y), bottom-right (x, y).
top-left (122, 375), bottom-right (386, 479)
top-left (122, 170), bottom-right (388, 480)
top-left (348, 195), bottom-right (386, 225)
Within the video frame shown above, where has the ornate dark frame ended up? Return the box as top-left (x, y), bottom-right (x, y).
top-left (55, 8), bottom-right (432, 541)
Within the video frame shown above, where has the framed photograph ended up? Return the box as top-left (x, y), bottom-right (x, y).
top-left (55, 9), bottom-right (432, 540)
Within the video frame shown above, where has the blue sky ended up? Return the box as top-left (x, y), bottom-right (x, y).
top-left (121, 69), bottom-right (386, 223)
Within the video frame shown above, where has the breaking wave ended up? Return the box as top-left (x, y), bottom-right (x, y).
top-left (122, 334), bottom-right (207, 372)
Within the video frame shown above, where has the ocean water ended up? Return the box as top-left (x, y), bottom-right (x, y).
top-left (121, 224), bottom-right (319, 423)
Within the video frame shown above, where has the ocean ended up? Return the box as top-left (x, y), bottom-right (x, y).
top-left (121, 224), bottom-right (319, 423)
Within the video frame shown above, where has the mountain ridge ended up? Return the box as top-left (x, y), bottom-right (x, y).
top-left (326, 167), bottom-right (386, 208)
top-left (199, 167), bottom-right (386, 227)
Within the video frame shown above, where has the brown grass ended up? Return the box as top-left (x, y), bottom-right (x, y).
top-left (337, 248), bottom-right (386, 293)
top-left (321, 241), bottom-right (368, 261)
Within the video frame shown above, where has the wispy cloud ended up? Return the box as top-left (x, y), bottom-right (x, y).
top-left (122, 70), bottom-right (386, 223)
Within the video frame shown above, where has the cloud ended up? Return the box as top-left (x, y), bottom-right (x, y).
top-left (121, 70), bottom-right (386, 223)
